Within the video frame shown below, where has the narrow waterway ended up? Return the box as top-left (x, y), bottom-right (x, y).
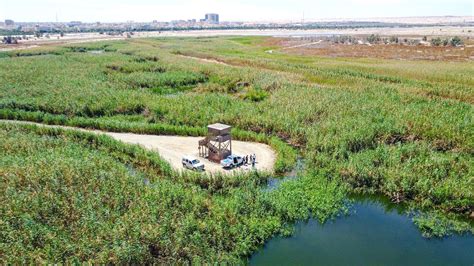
top-left (251, 163), bottom-right (474, 265)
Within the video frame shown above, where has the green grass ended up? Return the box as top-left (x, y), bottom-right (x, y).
top-left (0, 123), bottom-right (344, 264)
top-left (0, 36), bottom-right (473, 262)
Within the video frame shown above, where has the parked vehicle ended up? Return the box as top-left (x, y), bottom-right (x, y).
top-left (182, 156), bottom-right (205, 171)
top-left (220, 155), bottom-right (244, 169)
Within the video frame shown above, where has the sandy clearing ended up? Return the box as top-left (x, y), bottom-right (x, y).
top-left (1, 120), bottom-right (276, 175)
top-left (106, 132), bottom-right (275, 174)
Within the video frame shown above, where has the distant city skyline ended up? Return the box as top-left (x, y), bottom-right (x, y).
top-left (1, 0), bottom-right (473, 23)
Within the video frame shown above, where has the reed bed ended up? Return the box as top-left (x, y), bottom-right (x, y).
top-left (0, 36), bottom-right (473, 262)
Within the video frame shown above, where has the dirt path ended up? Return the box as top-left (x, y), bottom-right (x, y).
top-left (177, 54), bottom-right (232, 66)
top-left (1, 120), bottom-right (276, 174)
top-left (281, 40), bottom-right (323, 50)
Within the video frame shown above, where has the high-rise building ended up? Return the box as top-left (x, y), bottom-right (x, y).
top-left (204, 13), bottom-right (219, 24)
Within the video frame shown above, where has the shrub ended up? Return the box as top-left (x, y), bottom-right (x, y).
top-left (242, 86), bottom-right (269, 102)
top-left (450, 36), bottom-right (463, 47)
top-left (431, 37), bottom-right (442, 46)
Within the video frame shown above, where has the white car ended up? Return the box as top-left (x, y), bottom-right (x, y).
top-left (220, 155), bottom-right (244, 169)
top-left (182, 156), bottom-right (205, 171)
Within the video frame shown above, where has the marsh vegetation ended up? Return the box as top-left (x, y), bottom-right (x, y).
top-left (0, 36), bottom-right (472, 263)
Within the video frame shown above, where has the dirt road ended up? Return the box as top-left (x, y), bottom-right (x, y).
top-left (1, 120), bottom-right (276, 174)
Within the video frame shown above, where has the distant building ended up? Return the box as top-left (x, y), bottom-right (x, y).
top-left (5, 19), bottom-right (14, 26)
top-left (68, 21), bottom-right (82, 27)
top-left (38, 26), bottom-right (53, 32)
top-left (20, 26), bottom-right (37, 33)
top-left (205, 13), bottom-right (219, 24)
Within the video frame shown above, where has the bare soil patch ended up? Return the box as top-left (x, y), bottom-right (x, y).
top-left (272, 38), bottom-right (474, 61)
top-left (107, 132), bottom-right (275, 174)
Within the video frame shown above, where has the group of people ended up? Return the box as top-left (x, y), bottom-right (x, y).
top-left (243, 154), bottom-right (257, 168)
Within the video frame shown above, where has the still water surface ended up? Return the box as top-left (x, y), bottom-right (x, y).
top-left (250, 193), bottom-right (474, 265)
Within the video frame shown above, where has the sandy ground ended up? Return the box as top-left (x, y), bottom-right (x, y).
top-left (106, 132), bottom-right (275, 174)
top-left (1, 120), bottom-right (276, 175)
top-left (267, 37), bottom-right (474, 61)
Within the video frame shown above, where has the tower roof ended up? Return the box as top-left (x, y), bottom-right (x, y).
top-left (208, 123), bottom-right (231, 131)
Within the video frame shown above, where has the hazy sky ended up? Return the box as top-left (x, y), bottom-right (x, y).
top-left (1, 0), bottom-right (473, 22)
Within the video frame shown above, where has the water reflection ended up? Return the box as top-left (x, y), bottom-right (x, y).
top-left (250, 195), bottom-right (474, 266)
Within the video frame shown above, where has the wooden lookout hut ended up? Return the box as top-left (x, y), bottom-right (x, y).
top-left (198, 123), bottom-right (232, 163)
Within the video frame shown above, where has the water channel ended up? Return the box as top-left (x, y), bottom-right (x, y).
top-left (250, 161), bottom-right (474, 265)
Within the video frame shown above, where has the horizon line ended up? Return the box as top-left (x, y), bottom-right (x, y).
top-left (2, 15), bottom-right (474, 24)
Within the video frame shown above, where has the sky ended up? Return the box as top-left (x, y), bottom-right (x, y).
top-left (0, 0), bottom-right (473, 23)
